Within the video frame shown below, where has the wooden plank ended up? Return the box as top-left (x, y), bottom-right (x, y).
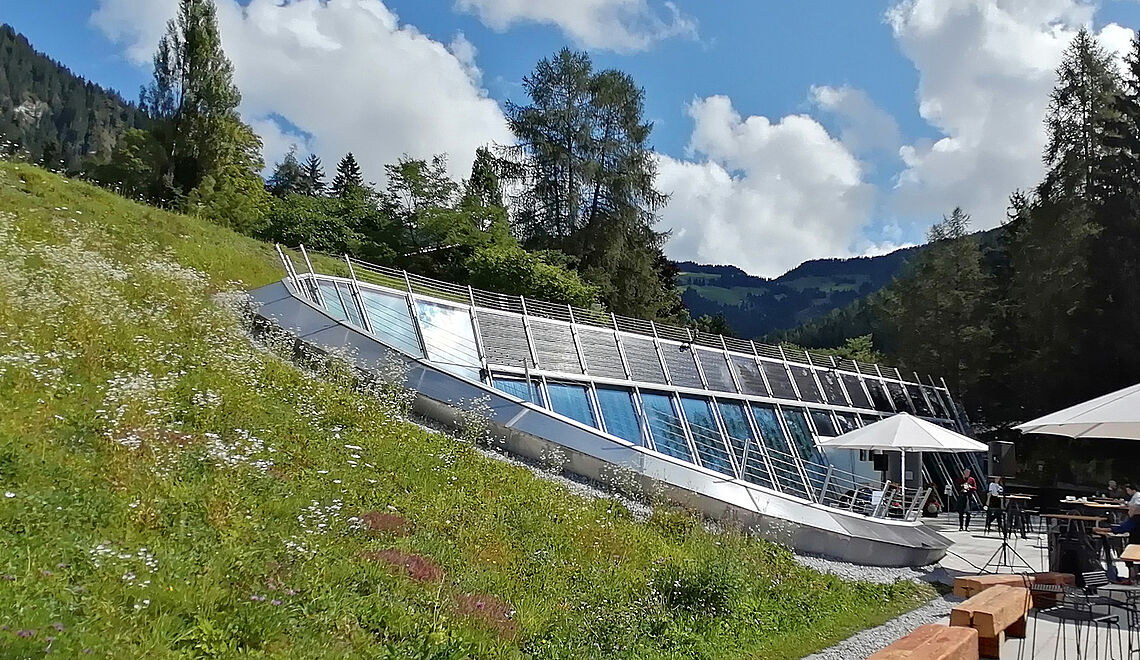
top-left (972, 586), bottom-right (1030, 638)
top-left (978, 630), bottom-right (1004, 659)
top-left (868, 624), bottom-right (979, 660)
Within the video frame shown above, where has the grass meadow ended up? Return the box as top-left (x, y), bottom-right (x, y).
top-left (0, 161), bottom-right (933, 658)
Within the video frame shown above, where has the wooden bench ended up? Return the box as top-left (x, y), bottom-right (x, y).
top-left (950, 584), bottom-right (1031, 658)
top-left (868, 624), bottom-right (979, 660)
top-left (952, 572), bottom-right (1073, 602)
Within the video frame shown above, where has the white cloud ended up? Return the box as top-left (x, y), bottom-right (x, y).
top-left (810, 85), bottom-right (901, 155)
top-left (886, 0), bottom-right (1133, 227)
top-left (455, 0), bottom-right (697, 52)
top-left (91, 0), bottom-right (511, 183)
top-left (656, 96), bottom-right (875, 277)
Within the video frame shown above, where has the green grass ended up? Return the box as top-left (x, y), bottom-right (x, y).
top-left (0, 162), bottom-right (933, 658)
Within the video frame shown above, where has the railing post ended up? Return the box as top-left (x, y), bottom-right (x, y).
top-left (612, 314), bottom-right (634, 380)
top-left (467, 286), bottom-right (490, 383)
top-left (403, 271), bottom-right (428, 359)
top-left (820, 465), bottom-right (834, 505)
top-left (343, 255), bottom-right (374, 335)
top-left (518, 296), bottom-right (540, 370)
top-left (275, 244), bottom-right (300, 291)
top-left (298, 244), bottom-right (326, 308)
top-left (650, 321), bottom-right (672, 385)
top-left (567, 305), bottom-right (589, 375)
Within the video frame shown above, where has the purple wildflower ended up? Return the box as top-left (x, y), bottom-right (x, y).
top-left (270, 599), bottom-right (282, 606)
top-left (16, 629), bottom-right (35, 638)
top-left (51, 622), bottom-right (64, 632)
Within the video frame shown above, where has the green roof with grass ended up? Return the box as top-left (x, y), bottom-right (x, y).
top-left (0, 162), bottom-right (932, 658)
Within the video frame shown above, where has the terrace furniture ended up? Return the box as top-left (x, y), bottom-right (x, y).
top-left (950, 584), bottom-right (1031, 658)
top-left (868, 624), bottom-right (979, 660)
top-left (953, 572), bottom-right (1074, 603)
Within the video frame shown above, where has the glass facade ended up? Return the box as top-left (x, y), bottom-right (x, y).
top-left (415, 299), bottom-right (481, 380)
top-left (679, 396), bottom-right (735, 476)
top-left (595, 386), bottom-right (645, 445)
top-left (304, 274), bottom-right (971, 513)
top-left (640, 392), bottom-right (693, 462)
top-left (546, 381), bottom-right (597, 428)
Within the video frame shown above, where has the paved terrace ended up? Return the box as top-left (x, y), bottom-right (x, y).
top-left (812, 516), bottom-right (1134, 659)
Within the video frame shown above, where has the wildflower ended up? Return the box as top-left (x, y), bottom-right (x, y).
top-left (51, 622), bottom-right (64, 632)
top-left (3, 492), bottom-right (13, 498)
top-left (270, 599), bottom-right (282, 606)
top-left (16, 629), bottom-right (35, 638)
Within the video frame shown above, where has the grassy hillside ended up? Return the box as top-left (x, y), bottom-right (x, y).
top-left (0, 162), bottom-right (931, 658)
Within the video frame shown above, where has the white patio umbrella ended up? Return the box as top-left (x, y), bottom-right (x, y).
top-left (1015, 382), bottom-right (1140, 440)
top-left (818, 413), bottom-right (987, 490)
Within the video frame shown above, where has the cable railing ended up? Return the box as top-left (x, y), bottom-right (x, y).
top-left (280, 246), bottom-right (960, 398)
top-left (277, 247), bottom-right (937, 521)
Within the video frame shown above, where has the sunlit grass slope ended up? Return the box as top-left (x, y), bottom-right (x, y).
top-left (0, 162), bottom-right (932, 658)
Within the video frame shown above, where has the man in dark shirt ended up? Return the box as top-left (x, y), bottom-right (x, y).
top-left (955, 468), bottom-right (977, 531)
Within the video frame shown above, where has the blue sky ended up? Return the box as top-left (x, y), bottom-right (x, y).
top-left (5, 1), bottom-right (1140, 276)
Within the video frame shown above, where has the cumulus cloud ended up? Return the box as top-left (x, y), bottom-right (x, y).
top-left (811, 84), bottom-right (901, 156)
top-left (455, 0), bottom-right (697, 52)
top-left (91, 0), bottom-right (511, 182)
top-left (886, 0), bottom-right (1133, 228)
top-left (656, 96), bottom-right (875, 277)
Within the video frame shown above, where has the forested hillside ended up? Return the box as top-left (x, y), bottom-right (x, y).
top-left (0, 24), bottom-right (147, 171)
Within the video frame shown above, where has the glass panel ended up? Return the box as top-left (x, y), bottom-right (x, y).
top-left (640, 392), bottom-right (693, 463)
top-left (750, 403), bottom-right (809, 497)
top-left (906, 384), bottom-right (932, 416)
top-left (731, 356), bottom-right (769, 396)
top-left (493, 377), bottom-right (542, 404)
top-left (317, 281), bottom-right (348, 321)
top-left (924, 386), bottom-right (950, 418)
top-left (789, 366), bottom-right (823, 403)
top-left (885, 381), bottom-right (912, 412)
top-left (336, 282), bottom-right (365, 328)
top-left (783, 407), bottom-right (826, 494)
top-left (817, 370), bottom-right (848, 406)
top-left (415, 300), bottom-right (481, 380)
top-left (809, 409), bottom-right (838, 437)
top-left (595, 387), bottom-right (644, 445)
top-left (835, 412), bottom-right (859, 434)
top-left (679, 396), bottom-right (734, 476)
top-left (718, 400), bottom-right (773, 489)
top-left (761, 361), bottom-right (797, 400)
top-left (546, 382), bottom-right (597, 428)
top-left (867, 379), bottom-right (894, 412)
top-left (359, 289), bottom-right (424, 358)
top-left (840, 374), bottom-right (872, 409)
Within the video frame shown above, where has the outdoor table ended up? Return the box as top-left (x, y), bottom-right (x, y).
top-left (1080, 501), bottom-right (1131, 525)
top-left (1003, 494), bottom-right (1034, 538)
top-left (1092, 528), bottom-right (1132, 570)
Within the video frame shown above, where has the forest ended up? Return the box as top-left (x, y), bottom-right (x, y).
top-left (3, 4), bottom-right (1140, 434)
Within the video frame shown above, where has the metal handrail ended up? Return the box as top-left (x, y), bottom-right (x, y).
top-left (288, 246), bottom-right (958, 395)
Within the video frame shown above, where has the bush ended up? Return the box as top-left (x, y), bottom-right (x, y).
top-left (465, 244), bottom-right (599, 308)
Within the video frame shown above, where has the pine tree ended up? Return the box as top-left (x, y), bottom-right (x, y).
top-left (267, 148), bottom-right (306, 197)
top-left (503, 49), bottom-right (676, 318)
top-left (881, 208), bottom-right (992, 411)
top-left (331, 152), bottom-right (365, 199)
top-left (301, 153), bottom-right (325, 196)
top-left (140, 0), bottom-right (255, 200)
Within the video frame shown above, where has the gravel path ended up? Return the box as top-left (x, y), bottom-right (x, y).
top-left (802, 593), bottom-right (962, 660)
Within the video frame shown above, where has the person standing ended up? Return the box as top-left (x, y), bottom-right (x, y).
top-left (955, 468), bottom-right (978, 532)
top-left (984, 476), bottom-right (1005, 534)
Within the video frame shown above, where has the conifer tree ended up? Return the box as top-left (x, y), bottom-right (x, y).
top-left (331, 152), bottom-right (365, 199)
top-left (267, 148), bottom-right (305, 197)
top-left (301, 153), bottom-right (325, 196)
top-left (141, 0), bottom-right (258, 200)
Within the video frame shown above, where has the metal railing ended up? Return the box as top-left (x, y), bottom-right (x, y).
top-left (276, 246), bottom-right (938, 522)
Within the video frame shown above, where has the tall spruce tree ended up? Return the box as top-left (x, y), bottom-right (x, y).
top-left (503, 49), bottom-right (677, 319)
top-left (1006, 29), bottom-right (1121, 413)
top-left (301, 153), bottom-right (325, 196)
top-left (331, 152), bottom-right (365, 199)
top-left (881, 208), bottom-right (992, 411)
top-left (267, 148), bottom-right (305, 197)
top-left (140, 0), bottom-right (258, 201)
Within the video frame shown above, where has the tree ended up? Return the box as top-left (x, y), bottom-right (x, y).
top-left (301, 153), bottom-right (325, 197)
top-left (880, 208), bottom-right (992, 411)
top-left (331, 152), bottom-right (366, 199)
top-left (503, 49), bottom-right (676, 318)
top-left (141, 0), bottom-right (249, 200)
top-left (267, 147), bottom-right (305, 197)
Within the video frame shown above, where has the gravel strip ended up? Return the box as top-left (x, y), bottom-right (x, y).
top-left (802, 593), bottom-right (962, 660)
top-left (792, 553), bottom-right (937, 585)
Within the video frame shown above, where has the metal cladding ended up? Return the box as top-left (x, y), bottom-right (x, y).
top-left (255, 248), bottom-right (980, 566)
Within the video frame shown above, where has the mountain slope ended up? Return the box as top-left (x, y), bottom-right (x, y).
top-left (0, 24), bottom-right (147, 171)
top-left (679, 228), bottom-right (1002, 339)
top-left (0, 161), bottom-right (931, 657)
